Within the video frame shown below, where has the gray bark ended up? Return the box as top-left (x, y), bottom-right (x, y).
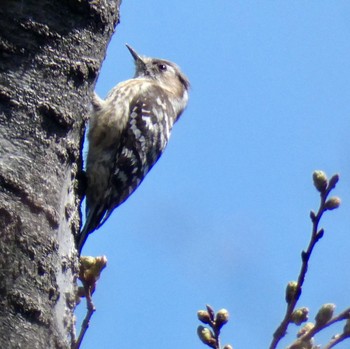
top-left (0, 1), bottom-right (120, 347)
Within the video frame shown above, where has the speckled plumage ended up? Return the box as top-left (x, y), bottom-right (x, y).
top-left (77, 45), bottom-right (189, 253)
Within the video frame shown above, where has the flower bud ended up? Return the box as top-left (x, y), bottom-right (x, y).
top-left (197, 326), bottom-right (216, 348)
top-left (206, 304), bottom-right (215, 321)
top-left (223, 345), bottom-right (233, 349)
top-left (324, 197), bottom-right (341, 211)
top-left (215, 308), bottom-right (229, 328)
top-left (79, 255), bottom-right (108, 289)
top-left (313, 171), bottom-right (328, 193)
top-left (285, 281), bottom-right (298, 304)
top-left (315, 303), bottom-right (335, 327)
top-left (328, 174), bottom-right (339, 190)
top-left (297, 322), bottom-right (315, 337)
top-left (290, 307), bottom-right (309, 325)
top-left (197, 310), bottom-right (211, 324)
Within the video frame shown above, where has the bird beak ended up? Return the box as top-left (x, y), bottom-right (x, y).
top-left (126, 44), bottom-right (143, 63)
top-left (126, 44), bottom-right (148, 77)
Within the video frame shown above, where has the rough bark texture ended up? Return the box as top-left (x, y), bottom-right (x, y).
top-left (0, 1), bottom-right (120, 348)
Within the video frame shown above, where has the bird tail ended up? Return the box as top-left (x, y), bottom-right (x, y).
top-left (76, 204), bottom-right (106, 254)
top-left (77, 216), bottom-right (93, 254)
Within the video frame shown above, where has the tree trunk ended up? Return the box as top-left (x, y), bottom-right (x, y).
top-left (0, 1), bottom-right (120, 347)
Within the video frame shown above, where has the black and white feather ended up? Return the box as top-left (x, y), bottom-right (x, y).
top-left (77, 45), bottom-right (190, 252)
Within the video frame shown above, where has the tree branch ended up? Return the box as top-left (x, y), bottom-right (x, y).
top-left (269, 173), bottom-right (340, 349)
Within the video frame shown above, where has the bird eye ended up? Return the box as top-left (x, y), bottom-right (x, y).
top-left (158, 64), bottom-right (167, 71)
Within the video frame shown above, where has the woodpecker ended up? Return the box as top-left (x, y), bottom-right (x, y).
top-left (77, 45), bottom-right (190, 252)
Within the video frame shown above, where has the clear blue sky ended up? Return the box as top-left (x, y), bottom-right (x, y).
top-left (77, 2), bottom-right (350, 348)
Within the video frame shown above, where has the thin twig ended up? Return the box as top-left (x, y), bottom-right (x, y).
top-left (323, 332), bottom-right (350, 349)
top-left (212, 325), bottom-right (221, 349)
top-left (269, 175), bottom-right (338, 349)
top-left (73, 285), bottom-right (96, 349)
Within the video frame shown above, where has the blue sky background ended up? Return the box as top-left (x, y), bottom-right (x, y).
top-left (77, 2), bottom-right (350, 348)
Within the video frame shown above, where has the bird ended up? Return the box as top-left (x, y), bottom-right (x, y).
top-left (77, 44), bottom-right (190, 253)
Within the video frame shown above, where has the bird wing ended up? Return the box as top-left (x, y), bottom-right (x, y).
top-left (99, 84), bottom-right (176, 227)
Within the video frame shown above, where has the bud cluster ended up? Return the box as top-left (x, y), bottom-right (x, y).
top-left (79, 255), bottom-right (108, 285)
top-left (196, 305), bottom-right (232, 349)
top-left (77, 255), bottom-right (108, 301)
top-left (289, 304), bottom-right (339, 348)
top-left (311, 171), bottom-right (341, 211)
